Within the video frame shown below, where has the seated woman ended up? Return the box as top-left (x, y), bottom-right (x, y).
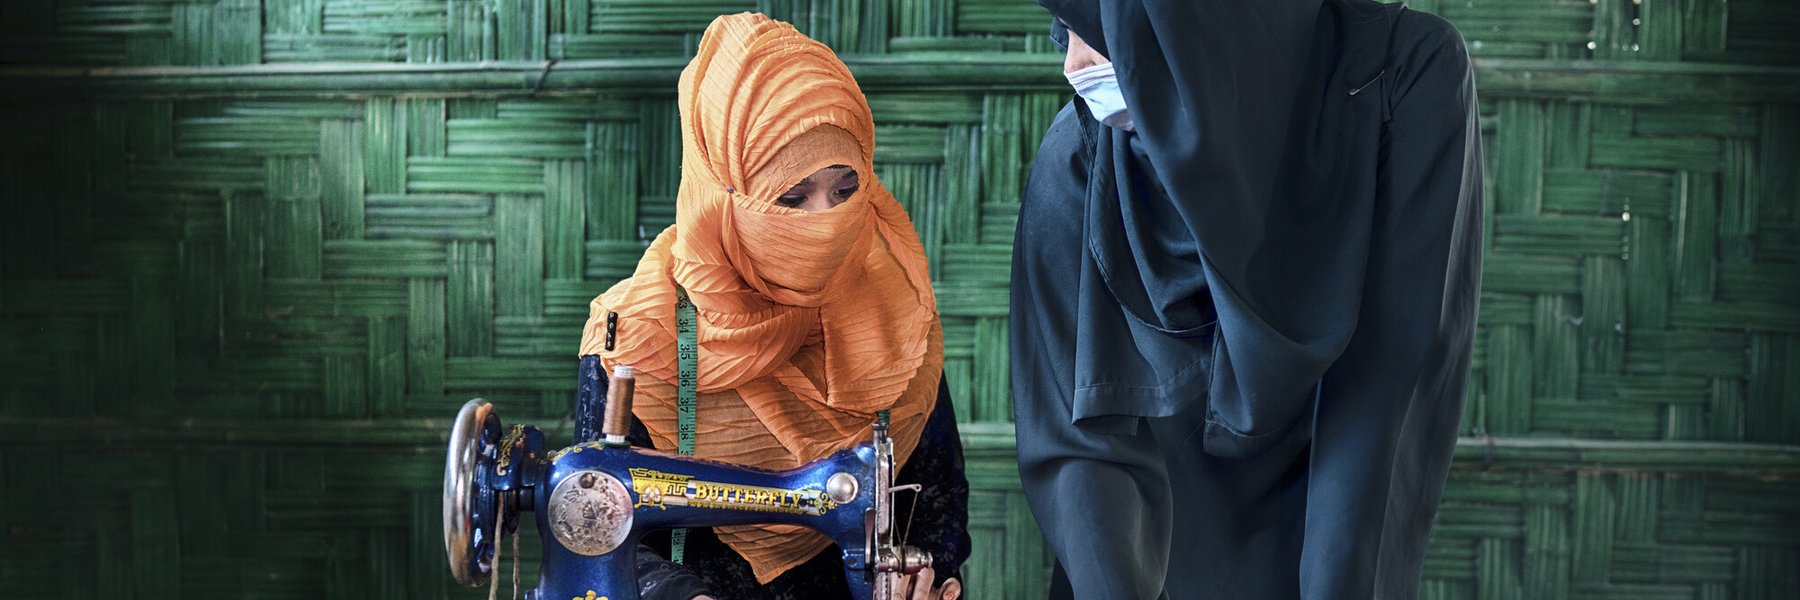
top-left (575, 13), bottom-right (969, 600)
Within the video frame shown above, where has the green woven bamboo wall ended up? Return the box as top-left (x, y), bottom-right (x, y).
top-left (1, 0), bottom-right (1797, 598)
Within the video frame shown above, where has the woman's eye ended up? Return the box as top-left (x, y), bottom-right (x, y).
top-left (834, 186), bottom-right (859, 199)
top-left (777, 195), bottom-right (805, 207)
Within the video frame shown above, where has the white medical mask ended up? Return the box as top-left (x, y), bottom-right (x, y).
top-left (1065, 63), bottom-right (1135, 131)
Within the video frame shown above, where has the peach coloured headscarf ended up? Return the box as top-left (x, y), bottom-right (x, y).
top-left (577, 12), bottom-right (944, 582)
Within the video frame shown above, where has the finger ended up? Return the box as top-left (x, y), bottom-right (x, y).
top-left (940, 577), bottom-right (962, 600)
top-left (910, 566), bottom-right (935, 600)
top-left (890, 574), bottom-right (909, 600)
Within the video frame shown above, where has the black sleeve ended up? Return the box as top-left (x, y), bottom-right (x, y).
top-left (634, 542), bottom-right (713, 600)
top-left (892, 376), bottom-right (973, 583)
top-left (579, 355), bottom-right (714, 600)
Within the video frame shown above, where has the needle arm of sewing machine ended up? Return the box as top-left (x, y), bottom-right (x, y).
top-left (556, 444), bottom-right (872, 525)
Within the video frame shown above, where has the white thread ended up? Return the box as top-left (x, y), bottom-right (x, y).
top-left (488, 493), bottom-right (503, 600)
top-left (511, 512), bottom-right (521, 600)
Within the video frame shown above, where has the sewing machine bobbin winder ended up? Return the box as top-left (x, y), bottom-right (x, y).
top-left (443, 361), bottom-right (931, 600)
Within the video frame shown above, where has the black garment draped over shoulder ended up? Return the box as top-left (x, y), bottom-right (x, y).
top-left (1014, 0), bottom-right (1483, 598)
top-left (576, 356), bottom-right (971, 600)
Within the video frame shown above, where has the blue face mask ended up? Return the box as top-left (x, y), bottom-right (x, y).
top-left (1065, 63), bottom-right (1135, 131)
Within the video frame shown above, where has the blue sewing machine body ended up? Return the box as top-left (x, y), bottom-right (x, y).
top-left (444, 358), bottom-right (926, 600)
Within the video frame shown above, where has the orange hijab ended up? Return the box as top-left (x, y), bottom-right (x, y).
top-left (577, 13), bottom-right (944, 582)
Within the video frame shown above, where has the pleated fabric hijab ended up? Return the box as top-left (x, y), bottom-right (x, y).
top-left (577, 12), bottom-right (944, 582)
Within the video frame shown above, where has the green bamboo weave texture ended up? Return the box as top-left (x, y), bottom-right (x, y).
top-left (1, 0), bottom-right (1797, 598)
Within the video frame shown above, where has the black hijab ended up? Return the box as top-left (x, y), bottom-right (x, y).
top-left (1013, 0), bottom-right (1484, 597)
top-left (1040, 0), bottom-right (1384, 456)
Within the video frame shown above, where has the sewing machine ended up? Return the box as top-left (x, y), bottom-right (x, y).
top-left (443, 358), bottom-right (931, 600)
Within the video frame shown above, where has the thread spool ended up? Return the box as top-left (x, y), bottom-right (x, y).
top-left (603, 365), bottom-right (636, 446)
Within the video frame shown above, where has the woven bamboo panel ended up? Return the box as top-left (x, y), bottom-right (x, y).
top-left (1, 0), bottom-right (1797, 598)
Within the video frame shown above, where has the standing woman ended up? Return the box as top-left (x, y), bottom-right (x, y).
top-left (577, 12), bottom-right (968, 600)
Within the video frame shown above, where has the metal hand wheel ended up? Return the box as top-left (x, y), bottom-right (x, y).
top-left (444, 399), bottom-right (500, 587)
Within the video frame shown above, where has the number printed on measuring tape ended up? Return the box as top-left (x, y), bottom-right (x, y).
top-left (674, 288), bottom-right (698, 457)
top-left (672, 287), bottom-right (700, 562)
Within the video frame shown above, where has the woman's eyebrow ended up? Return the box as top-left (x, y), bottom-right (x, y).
top-left (796, 167), bottom-right (857, 188)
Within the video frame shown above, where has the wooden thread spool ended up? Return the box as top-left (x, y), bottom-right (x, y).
top-left (603, 364), bottom-right (636, 446)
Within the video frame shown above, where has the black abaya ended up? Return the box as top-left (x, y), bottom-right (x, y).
top-left (1010, 0), bottom-right (1484, 598)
